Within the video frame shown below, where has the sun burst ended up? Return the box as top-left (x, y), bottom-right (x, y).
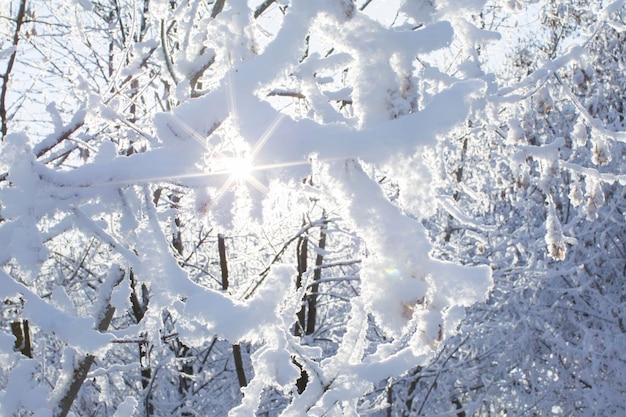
top-left (225, 154), bottom-right (254, 183)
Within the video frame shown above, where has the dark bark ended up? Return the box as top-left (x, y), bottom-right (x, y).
top-left (0, 0), bottom-right (27, 139)
top-left (211, 0), bottom-right (226, 18)
top-left (254, 0), bottom-right (276, 19)
top-left (232, 343), bottom-right (247, 388)
top-left (173, 217), bottom-right (184, 256)
top-left (10, 319), bottom-right (32, 358)
top-left (55, 268), bottom-right (124, 417)
top-left (306, 221), bottom-right (326, 335)
top-left (294, 230), bottom-right (308, 336)
top-left (293, 357), bottom-right (308, 395)
top-left (218, 233), bottom-right (229, 290)
top-left (55, 306), bottom-right (116, 417)
top-left (217, 233), bottom-right (247, 388)
top-left (129, 268), bottom-right (153, 414)
top-left (452, 397), bottom-right (466, 417)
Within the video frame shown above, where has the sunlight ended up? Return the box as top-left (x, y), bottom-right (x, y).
top-left (97, 63), bottom-right (310, 201)
top-left (224, 154), bottom-right (254, 183)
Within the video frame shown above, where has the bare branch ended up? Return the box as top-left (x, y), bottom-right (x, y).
top-left (211, 0), bottom-right (226, 18)
top-left (217, 233), bottom-right (248, 388)
top-left (55, 269), bottom-right (124, 417)
top-left (33, 108), bottom-right (86, 158)
top-left (243, 218), bottom-right (330, 300)
top-left (254, 0), bottom-right (276, 19)
top-left (218, 233), bottom-right (229, 290)
top-left (0, 0), bottom-right (27, 139)
top-left (359, 0), bottom-right (374, 11)
top-left (160, 19), bottom-right (180, 84)
top-left (306, 219), bottom-right (327, 335)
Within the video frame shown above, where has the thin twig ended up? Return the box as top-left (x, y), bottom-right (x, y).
top-left (243, 219), bottom-right (329, 300)
top-left (160, 19), bottom-right (179, 84)
top-left (359, 0), bottom-right (374, 11)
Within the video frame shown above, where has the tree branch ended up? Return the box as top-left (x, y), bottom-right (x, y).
top-left (306, 218), bottom-right (327, 335)
top-left (0, 0), bottom-right (27, 139)
top-left (54, 268), bottom-right (124, 417)
top-left (243, 218), bottom-right (330, 300)
top-left (218, 233), bottom-right (229, 290)
top-left (217, 233), bottom-right (247, 388)
top-left (55, 306), bottom-right (117, 417)
top-left (160, 19), bottom-right (179, 84)
top-left (211, 0), bottom-right (226, 18)
top-left (254, 0), bottom-right (276, 19)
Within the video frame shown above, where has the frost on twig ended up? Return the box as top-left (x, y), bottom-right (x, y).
top-left (545, 195), bottom-right (567, 261)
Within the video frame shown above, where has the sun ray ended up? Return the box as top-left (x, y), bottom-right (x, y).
top-left (251, 160), bottom-right (313, 172)
top-left (213, 175), bottom-right (237, 202)
top-left (249, 112), bottom-right (286, 160)
top-left (101, 61), bottom-right (321, 207)
top-left (100, 170), bottom-right (229, 187)
top-left (226, 55), bottom-right (240, 132)
top-left (244, 175), bottom-right (270, 194)
top-left (101, 156), bottom-right (315, 190)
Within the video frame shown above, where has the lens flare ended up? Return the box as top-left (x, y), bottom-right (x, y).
top-left (226, 155), bottom-right (254, 182)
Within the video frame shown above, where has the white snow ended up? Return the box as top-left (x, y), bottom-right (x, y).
top-left (0, 0), bottom-right (516, 415)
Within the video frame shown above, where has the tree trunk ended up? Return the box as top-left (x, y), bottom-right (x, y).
top-left (294, 227), bottom-right (308, 336)
top-left (306, 220), bottom-right (326, 335)
top-left (218, 233), bottom-right (247, 388)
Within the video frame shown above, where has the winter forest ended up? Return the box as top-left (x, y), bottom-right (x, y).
top-left (0, 0), bottom-right (625, 415)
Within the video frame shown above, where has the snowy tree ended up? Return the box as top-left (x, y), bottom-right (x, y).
top-left (5, 0), bottom-right (626, 416)
top-left (386, 0), bottom-right (626, 415)
top-left (0, 1), bottom-right (493, 416)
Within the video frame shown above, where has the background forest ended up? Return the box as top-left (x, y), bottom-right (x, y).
top-left (1, 0), bottom-right (625, 416)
